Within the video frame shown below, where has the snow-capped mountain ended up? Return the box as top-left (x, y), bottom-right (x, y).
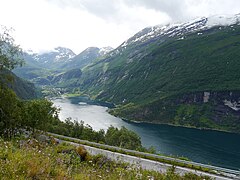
top-left (25, 49), bottom-right (38, 55)
top-left (99, 46), bottom-right (114, 56)
top-left (24, 47), bottom-right (76, 69)
top-left (62, 46), bottom-right (113, 70)
top-left (33, 47), bottom-right (76, 63)
top-left (52, 47), bottom-right (76, 62)
top-left (22, 45), bottom-right (114, 72)
top-left (120, 14), bottom-right (240, 48)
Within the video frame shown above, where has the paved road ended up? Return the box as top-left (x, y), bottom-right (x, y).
top-left (49, 132), bottom-right (240, 180)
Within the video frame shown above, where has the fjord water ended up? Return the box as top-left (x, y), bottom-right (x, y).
top-left (52, 97), bottom-right (240, 170)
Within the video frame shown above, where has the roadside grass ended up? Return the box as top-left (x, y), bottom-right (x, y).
top-left (0, 137), bottom-right (212, 180)
top-left (51, 134), bottom-right (218, 175)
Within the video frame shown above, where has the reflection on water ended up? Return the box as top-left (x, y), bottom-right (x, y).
top-left (52, 97), bottom-right (240, 170)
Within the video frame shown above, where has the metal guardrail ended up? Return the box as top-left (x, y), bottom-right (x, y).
top-left (48, 132), bottom-right (240, 177)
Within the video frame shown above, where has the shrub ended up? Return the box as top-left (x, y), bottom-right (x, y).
top-left (75, 146), bottom-right (88, 161)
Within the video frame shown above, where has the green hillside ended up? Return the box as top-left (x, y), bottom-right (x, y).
top-left (51, 68), bottom-right (82, 87)
top-left (0, 69), bottom-right (38, 100)
top-left (78, 25), bottom-right (240, 132)
top-left (61, 47), bottom-right (101, 70)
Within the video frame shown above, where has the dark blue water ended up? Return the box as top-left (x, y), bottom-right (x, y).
top-left (52, 97), bottom-right (240, 170)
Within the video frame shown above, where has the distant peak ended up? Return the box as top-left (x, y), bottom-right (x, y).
top-left (24, 49), bottom-right (38, 55)
top-left (54, 47), bottom-right (75, 53)
top-left (85, 47), bottom-right (100, 51)
top-left (99, 46), bottom-right (114, 55)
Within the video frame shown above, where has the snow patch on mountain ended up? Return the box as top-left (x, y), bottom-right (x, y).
top-left (25, 49), bottom-right (38, 55)
top-left (53, 47), bottom-right (76, 62)
top-left (24, 47), bottom-right (76, 67)
top-left (206, 14), bottom-right (240, 27)
top-left (99, 46), bottom-right (114, 56)
top-left (120, 13), bottom-right (240, 48)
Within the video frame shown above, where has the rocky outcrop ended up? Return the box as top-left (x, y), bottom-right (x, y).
top-left (173, 91), bottom-right (240, 127)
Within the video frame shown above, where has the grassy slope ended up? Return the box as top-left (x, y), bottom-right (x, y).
top-left (0, 69), bottom-right (38, 99)
top-left (0, 138), bottom-right (210, 180)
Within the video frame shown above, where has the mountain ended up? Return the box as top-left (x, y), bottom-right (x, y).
top-left (13, 52), bottom-right (50, 81)
top-left (14, 46), bottom-right (113, 86)
top-left (99, 46), bottom-right (114, 56)
top-left (13, 47), bottom-right (77, 86)
top-left (77, 14), bottom-right (240, 133)
top-left (62, 46), bottom-right (113, 70)
top-left (28, 47), bottom-right (76, 69)
top-left (119, 14), bottom-right (240, 49)
top-left (50, 68), bottom-right (82, 87)
top-left (15, 47), bottom-right (76, 78)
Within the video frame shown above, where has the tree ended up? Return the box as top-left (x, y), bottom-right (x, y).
top-left (105, 126), bottom-right (120, 146)
top-left (23, 99), bottom-right (59, 133)
top-left (0, 26), bottom-right (23, 71)
top-left (105, 126), bottom-right (142, 150)
top-left (0, 26), bottom-right (24, 90)
top-left (0, 87), bottom-right (23, 138)
top-left (0, 26), bottom-right (31, 138)
top-left (118, 127), bottom-right (142, 150)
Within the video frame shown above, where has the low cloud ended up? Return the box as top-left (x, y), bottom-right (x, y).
top-left (1, 0), bottom-right (239, 53)
top-left (47, 0), bottom-right (240, 24)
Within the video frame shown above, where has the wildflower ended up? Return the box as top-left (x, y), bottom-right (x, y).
top-left (147, 176), bottom-right (154, 180)
top-left (97, 175), bottom-right (102, 178)
top-left (136, 173), bottom-right (142, 179)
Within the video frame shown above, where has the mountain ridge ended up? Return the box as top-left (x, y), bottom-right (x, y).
top-left (119, 14), bottom-right (240, 49)
top-left (61, 46), bottom-right (113, 70)
top-left (25, 47), bottom-right (76, 69)
top-left (14, 46), bottom-right (113, 87)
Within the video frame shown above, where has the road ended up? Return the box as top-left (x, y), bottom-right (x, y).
top-left (49, 132), bottom-right (240, 180)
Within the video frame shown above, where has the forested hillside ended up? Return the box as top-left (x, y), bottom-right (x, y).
top-left (77, 18), bottom-right (240, 132)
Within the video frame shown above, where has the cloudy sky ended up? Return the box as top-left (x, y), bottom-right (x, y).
top-left (0, 0), bottom-right (239, 54)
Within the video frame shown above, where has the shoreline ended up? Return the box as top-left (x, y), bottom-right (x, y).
top-left (53, 94), bottom-right (240, 135)
top-left (113, 114), bottom-right (240, 135)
